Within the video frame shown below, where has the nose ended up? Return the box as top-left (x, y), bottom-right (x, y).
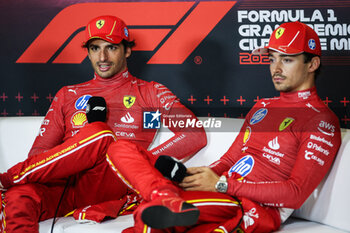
top-left (99, 49), bottom-right (108, 62)
top-left (271, 60), bottom-right (282, 75)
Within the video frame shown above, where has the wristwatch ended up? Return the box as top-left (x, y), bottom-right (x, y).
top-left (215, 175), bottom-right (228, 193)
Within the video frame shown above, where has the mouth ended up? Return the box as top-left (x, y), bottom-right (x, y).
top-left (273, 74), bottom-right (286, 83)
top-left (98, 63), bottom-right (112, 72)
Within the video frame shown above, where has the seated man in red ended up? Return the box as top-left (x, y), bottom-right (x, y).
top-left (107, 21), bottom-right (341, 233)
top-left (0, 15), bottom-right (206, 233)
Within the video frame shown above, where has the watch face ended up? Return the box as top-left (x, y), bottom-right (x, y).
top-left (217, 182), bottom-right (227, 193)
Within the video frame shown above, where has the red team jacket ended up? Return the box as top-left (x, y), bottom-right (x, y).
top-left (29, 69), bottom-right (206, 160)
top-left (0, 70), bottom-right (207, 232)
top-left (211, 87), bottom-right (341, 220)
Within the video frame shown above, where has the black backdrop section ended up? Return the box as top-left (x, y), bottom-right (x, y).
top-left (0, 0), bottom-right (350, 128)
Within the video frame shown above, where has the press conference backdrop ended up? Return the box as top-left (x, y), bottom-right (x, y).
top-left (1, 0), bottom-right (350, 128)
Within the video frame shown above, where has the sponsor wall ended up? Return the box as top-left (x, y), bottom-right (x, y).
top-left (1, 0), bottom-right (350, 128)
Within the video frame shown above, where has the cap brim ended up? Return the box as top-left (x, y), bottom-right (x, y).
top-left (83, 35), bottom-right (124, 46)
top-left (252, 46), bottom-right (303, 55)
top-left (252, 47), bottom-right (268, 54)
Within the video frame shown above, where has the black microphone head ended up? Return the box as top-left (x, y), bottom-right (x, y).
top-left (86, 96), bottom-right (107, 123)
top-left (155, 155), bottom-right (187, 183)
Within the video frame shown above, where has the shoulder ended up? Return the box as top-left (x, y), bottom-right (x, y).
top-left (55, 79), bottom-right (93, 95)
top-left (254, 97), bottom-right (280, 107)
top-left (307, 107), bottom-right (340, 130)
top-left (57, 80), bottom-right (97, 101)
top-left (135, 79), bottom-right (174, 95)
top-left (250, 97), bottom-right (280, 112)
top-left (306, 96), bottom-right (340, 125)
top-left (298, 101), bottom-right (340, 139)
top-left (67, 80), bottom-right (93, 90)
top-left (133, 79), bottom-right (180, 109)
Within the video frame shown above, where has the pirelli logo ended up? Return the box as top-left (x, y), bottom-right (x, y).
top-left (16, 1), bottom-right (236, 64)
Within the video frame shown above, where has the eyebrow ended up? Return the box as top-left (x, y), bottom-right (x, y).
top-left (280, 54), bottom-right (299, 57)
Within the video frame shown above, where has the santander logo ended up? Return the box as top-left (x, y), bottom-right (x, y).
top-left (268, 137), bottom-right (280, 150)
top-left (121, 112), bottom-right (134, 123)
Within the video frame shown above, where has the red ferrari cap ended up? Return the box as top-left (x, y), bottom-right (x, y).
top-left (83, 15), bottom-right (130, 46)
top-left (252, 21), bottom-right (321, 56)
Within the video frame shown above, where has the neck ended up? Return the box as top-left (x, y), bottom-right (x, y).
top-left (94, 69), bottom-right (129, 83)
top-left (280, 87), bottom-right (317, 102)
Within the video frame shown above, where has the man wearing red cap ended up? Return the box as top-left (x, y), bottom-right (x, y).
top-left (106, 21), bottom-right (341, 232)
top-left (0, 15), bottom-right (206, 232)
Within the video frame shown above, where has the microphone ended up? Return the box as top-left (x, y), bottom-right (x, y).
top-left (155, 155), bottom-right (187, 183)
top-left (86, 96), bottom-right (107, 123)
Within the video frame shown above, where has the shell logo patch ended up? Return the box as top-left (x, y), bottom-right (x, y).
top-left (279, 117), bottom-right (294, 131)
top-left (96, 20), bottom-right (105, 29)
top-left (123, 96), bottom-right (136, 109)
top-left (71, 111), bottom-right (88, 128)
top-left (275, 27), bottom-right (285, 39)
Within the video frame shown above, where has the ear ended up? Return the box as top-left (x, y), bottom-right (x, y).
top-left (309, 56), bottom-right (320, 73)
top-left (125, 46), bottom-right (132, 58)
top-left (87, 48), bottom-right (92, 61)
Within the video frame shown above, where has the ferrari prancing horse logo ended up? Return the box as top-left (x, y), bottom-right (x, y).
top-left (96, 20), bottom-right (105, 29)
top-left (123, 96), bottom-right (136, 109)
top-left (279, 117), bottom-right (294, 131)
top-left (275, 27), bottom-right (285, 39)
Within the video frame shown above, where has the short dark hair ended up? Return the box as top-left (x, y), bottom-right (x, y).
top-left (303, 52), bottom-right (321, 79)
top-left (121, 39), bottom-right (136, 49)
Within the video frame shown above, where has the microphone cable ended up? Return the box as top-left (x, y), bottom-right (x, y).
top-left (50, 176), bottom-right (71, 233)
top-left (229, 196), bottom-right (244, 233)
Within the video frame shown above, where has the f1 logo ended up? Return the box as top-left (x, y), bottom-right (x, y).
top-left (16, 1), bottom-right (235, 64)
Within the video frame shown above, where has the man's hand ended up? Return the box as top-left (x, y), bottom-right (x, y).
top-left (179, 166), bottom-right (219, 192)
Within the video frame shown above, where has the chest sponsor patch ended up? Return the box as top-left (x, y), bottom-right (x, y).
top-left (317, 121), bottom-right (335, 137)
top-left (250, 108), bottom-right (268, 125)
top-left (279, 117), bottom-right (294, 131)
top-left (121, 112), bottom-right (135, 123)
top-left (298, 91), bottom-right (311, 100)
top-left (123, 96), bottom-right (136, 109)
top-left (75, 95), bottom-right (92, 110)
top-left (243, 126), bottom-right (251, 144)
top-left (268, 137), bottom-right (280, 150)
top-left (228, 155), bottom-right (254, 178)
top-left (71, 111), bottom-right (88, 128)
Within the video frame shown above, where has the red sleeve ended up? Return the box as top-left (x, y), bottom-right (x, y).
top-left (146, 82), bottom-right (207, 161)
top-left (209, 104), bottom-right (257, 175)
top-left (209, 119), bottom-right (249, 175)
top-left (28, 88), bottom-right (66, 157)
top-left (226, 113), bottom-right (341, 209)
